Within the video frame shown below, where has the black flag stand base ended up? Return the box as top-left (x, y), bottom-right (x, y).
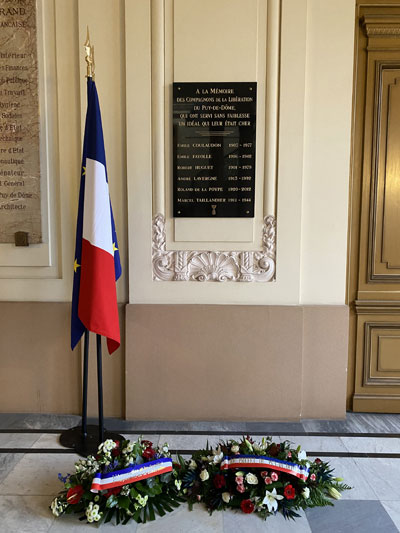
top-left (59, 424), bottom-right (124, 457)
top-left (59, 330), bottom-right (123, 457)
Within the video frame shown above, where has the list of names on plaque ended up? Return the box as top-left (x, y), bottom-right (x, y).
top-left (0, 0), bottom-right (41, 243)
top-left (173, 82), bottom-right (256, 218)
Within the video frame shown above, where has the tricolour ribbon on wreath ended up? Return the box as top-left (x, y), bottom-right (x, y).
top-left (220, 455), bottom-right (309, 481)
top-left (91, 458), bottom-right (173, 492)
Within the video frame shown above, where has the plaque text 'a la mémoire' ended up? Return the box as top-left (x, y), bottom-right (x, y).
top-left (173, 82), bottom-right (256, 218)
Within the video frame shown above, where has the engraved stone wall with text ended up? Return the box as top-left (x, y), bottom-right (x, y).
top-left (0, 0), bottom-right (41, 243)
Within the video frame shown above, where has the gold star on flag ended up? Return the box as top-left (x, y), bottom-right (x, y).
top-left (82, 166), bottom-right (86, 176)
top-left (113, 242), bottom-right (118, 253)
top-left (74, 258), bottom-right (80, 272)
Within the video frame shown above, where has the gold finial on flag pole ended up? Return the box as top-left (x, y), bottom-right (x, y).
top-left (84, 26), bottom-right (95, 79)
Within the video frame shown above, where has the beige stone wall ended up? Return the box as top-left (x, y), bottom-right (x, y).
top-left (0, 302), bottom-right (347, 420)
top-left (125, 304), bottom-right (349, 420)
top-left (0, 302), bottom-right (124, 417)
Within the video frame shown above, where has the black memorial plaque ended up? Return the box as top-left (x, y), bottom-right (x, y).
top-left (173, 82), bottom-right (256, 217)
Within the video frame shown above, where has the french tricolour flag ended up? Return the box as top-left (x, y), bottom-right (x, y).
top-left (71, 78), bottom-right (121, 355)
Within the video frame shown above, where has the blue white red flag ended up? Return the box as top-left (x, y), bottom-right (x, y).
top-left (71, 78), bottom-right (121, 354)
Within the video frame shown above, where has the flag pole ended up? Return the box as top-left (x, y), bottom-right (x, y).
top-left (81, 329), bottom-right (89, 439)
top-left (96, 334), bottom-right (104, 444)
top-left (59, 28), bottom-right (122, 456)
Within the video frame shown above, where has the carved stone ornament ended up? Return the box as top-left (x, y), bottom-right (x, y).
top-left (152, 214), bottom-right (276, 282)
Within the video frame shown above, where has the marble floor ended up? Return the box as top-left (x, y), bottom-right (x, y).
top-left (0, 412), bottom-right (400, 532)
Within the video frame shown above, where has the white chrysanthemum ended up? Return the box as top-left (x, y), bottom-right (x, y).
top-left (135, 494), bottom-right (149, 508)
top-left (99, 439), bottom-right (116, 453)
top-left (188, 459), bottom-right (197, 470)
top-left (121, 485), bottom-right (130, 496)
top-left (123, 442), bottom-right (134, 454)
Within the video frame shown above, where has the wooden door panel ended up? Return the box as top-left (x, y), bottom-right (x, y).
top-left (350, 6), bottom-right (400, 412)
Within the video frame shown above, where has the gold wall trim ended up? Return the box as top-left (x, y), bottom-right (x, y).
top-left (362, 14), bottom-right (400, 37)
top-left (355, 300), bottom-right (400, 313)
top-left (363, 322), bottom-right (400, 386)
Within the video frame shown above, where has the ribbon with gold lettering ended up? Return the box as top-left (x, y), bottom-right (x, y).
top-left (220, 455), bottom-right (309, 481)
top-left (91, 458), bottom-right (173, 492)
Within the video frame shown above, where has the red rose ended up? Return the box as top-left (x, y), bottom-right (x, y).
top-left (268, 444), bottom-right (279, 457)
top-left (284, 484), bottom-right (296, 500)
top-left (142, 440), bottom-right (153, 448)
top-left (315, 458), bottom-right (322, 464)
top-left (66, 485), bottom-right (84, 505)
top-left (112, 440), bottom-right (121, 457)
top-left (143, 447), bottom-right (156, 459)
top-left (213, 474), bottom-right (226, 489)
top-left (240, 499), bottom-right (254, 514)
top-left (105, 486), bottom-right (121, 498)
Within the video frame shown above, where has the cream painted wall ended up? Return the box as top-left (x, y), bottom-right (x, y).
top-left (300, 0), bottom-right (355, 304)
top-left (0, 0), bottom-right (354, 307)
top-left (127, 0), bottom-right (354, 306)
top-left (0, 0), bottom-right (128, 304)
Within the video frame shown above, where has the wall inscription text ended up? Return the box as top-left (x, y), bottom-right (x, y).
top-left (0, 0), bottom-right (41, 243)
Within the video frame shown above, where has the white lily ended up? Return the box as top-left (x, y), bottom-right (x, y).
top-left (298, 450), bottom-right (307, 461)
top-left (213, 451), bottom-right (224, 464)
top-left (262, 488), bottom-right (283, 513)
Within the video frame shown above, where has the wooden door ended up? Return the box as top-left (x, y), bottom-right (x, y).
top-left (349, 2), bottom-right (400, 412)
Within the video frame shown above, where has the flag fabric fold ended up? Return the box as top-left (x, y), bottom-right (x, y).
top-left (71, 78), bottom-right (121, 355)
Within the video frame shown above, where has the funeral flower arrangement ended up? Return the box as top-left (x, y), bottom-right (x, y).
top-left (50, 438), bottom-right (185, 525)
top-left (181, 436), bottom-right (351, 520)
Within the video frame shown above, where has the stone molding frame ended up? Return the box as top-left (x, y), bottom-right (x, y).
top-left (152, 213), bottom-right (276, 282)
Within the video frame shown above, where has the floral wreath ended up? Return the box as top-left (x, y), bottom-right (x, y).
top-left (181, 436), bottom-right (351, 520)
top-left (51, 435), bottom-right (350, 525)
top-left (51, 437), bottom-right (184, 525)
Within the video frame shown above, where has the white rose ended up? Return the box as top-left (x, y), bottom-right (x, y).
top-left (189, 459), bottom-right (197, 470)
top-left (222, 492), bottom-right (231, 503)
top-left (231, 445), bottom-right (240, 453)
top-left (302, 487), bottom-right (310, 499)
top-left (245, 473), bottom-right (258, 485)
top-left (200, 469), bottom-right (210, 481)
